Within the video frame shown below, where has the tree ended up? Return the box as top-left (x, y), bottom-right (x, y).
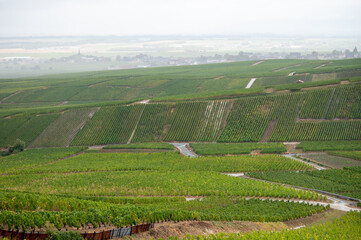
top-left (8, 139), bottom-right (25, 154)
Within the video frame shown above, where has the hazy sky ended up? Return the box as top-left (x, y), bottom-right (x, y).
top-left (1, 0), bottom-right (361, 37)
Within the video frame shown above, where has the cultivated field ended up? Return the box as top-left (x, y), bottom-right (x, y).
top-left (0, 58), bottom-right (360, 239)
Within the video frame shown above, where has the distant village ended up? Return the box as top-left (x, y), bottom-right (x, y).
top-left (1, 47), bottom-right (359, 71)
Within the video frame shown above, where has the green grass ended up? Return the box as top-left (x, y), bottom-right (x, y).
top-left (190, 143), bottom-right (286, 155)
top-left (103, 143), bottom-right (174, 150)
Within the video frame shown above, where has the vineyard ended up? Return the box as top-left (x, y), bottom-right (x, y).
top-left (297, 140), bottom-right (361, 151)
top-left (0, 113), bottom-right (59, 147)
top-left (70, 105), bottom-right (144, 145)
top-left (0, 191), bottom-right (327, 233)
top-left (0, 84), bottom-right (360, 146)
top-left (0, 147), bottom-right (85, 174)
top-left (0, 58), bottom-right (361, 239)
top-left (29, 108), bottom-right (98, 147)
top-left (164, 100), bottom-right (231, 142)
top-left (132, 104), bottom-right (172, 143)
top-left (8, 152), bottom-right (312, 174)
top-left (190, 143), bottom-right (286, 155)
top-left (249, 167), bottom-right (361, 199)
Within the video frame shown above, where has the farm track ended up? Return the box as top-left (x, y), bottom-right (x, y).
top-left (245, 78), bottom-right (256, 88)
top-left (171, 143), bottom-right (197, 157)
top-left (0, 90), bottom-right (23, 104)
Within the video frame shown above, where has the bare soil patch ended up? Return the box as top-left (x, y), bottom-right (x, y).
top-left (283, 142), bottom-right (301, 154)
top-left (130, 221), bottom-right (286, 240)
top-left (131, 210), bottom-right (343, 240)
top-left (340, 80), bottom-right (350, 85)
top-left (311, 73), bottom-right (337, 82)
top-left (301, 84), bottom-right (339, 91)
top-left (273, 64), bottom-right (301, 72)
top-left (275, 90), bottom-right (291, 94)
top-left (264, 88), bottom-right (274, 93)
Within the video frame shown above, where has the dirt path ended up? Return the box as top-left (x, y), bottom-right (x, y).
top-left (213, 76), bottom-right (225, 80)
top-left (251, 60), bottom-right (264, 66)
top-left (259, 120), bottom-right (277, 142)
top-left (0, 90), bottom-right (22, 104)
top-left (245, 78), bottom-right (256, 88)
top-left (314, 64), bottom-right (326, 69)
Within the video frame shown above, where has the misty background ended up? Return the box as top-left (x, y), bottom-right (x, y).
top-left (0, 0), bottom-right (360, 78)
top-left (1, 0), bottom-right (361, 37)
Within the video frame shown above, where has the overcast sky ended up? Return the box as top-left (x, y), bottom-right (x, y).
top-left (1, 0), bottom-right (361, 37)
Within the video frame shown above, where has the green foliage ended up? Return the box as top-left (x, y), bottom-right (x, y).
top-left (0, 169), bottom-right (320, 199)
top-left (104, 143), bottom-right (174, 150)
top-left (164, 101), bottom-right (231, 141)
top-left (132, 104), bottom-right (171, 142)
top-left (0, 147), bottom-right (85, 174)
top-left (250, 167), bottom-right (361, 199)
top-left (191, 143), bottom-right (286, 155)
top-left (327, 151), bottom-right (361, 160)
top-left (70, 105), bottom-right (144, 145)
top-left (0, 113), bottom-right (59, 147)
top-left (8, 139), bottom-right (25, 154)
top-left (29, 108), bottom-right (98, 147)
top-left (14, 152), bottom-right (312, 174)
top-left (297, 140), bottom-right (361, 151)
top-left (0, 191), bottom-right (327, 231)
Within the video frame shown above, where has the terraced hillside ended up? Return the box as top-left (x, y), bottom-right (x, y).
top-left (0, 59), bottom-right (361, 240)
top-left (0, 84), bottom-right (360, 147)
